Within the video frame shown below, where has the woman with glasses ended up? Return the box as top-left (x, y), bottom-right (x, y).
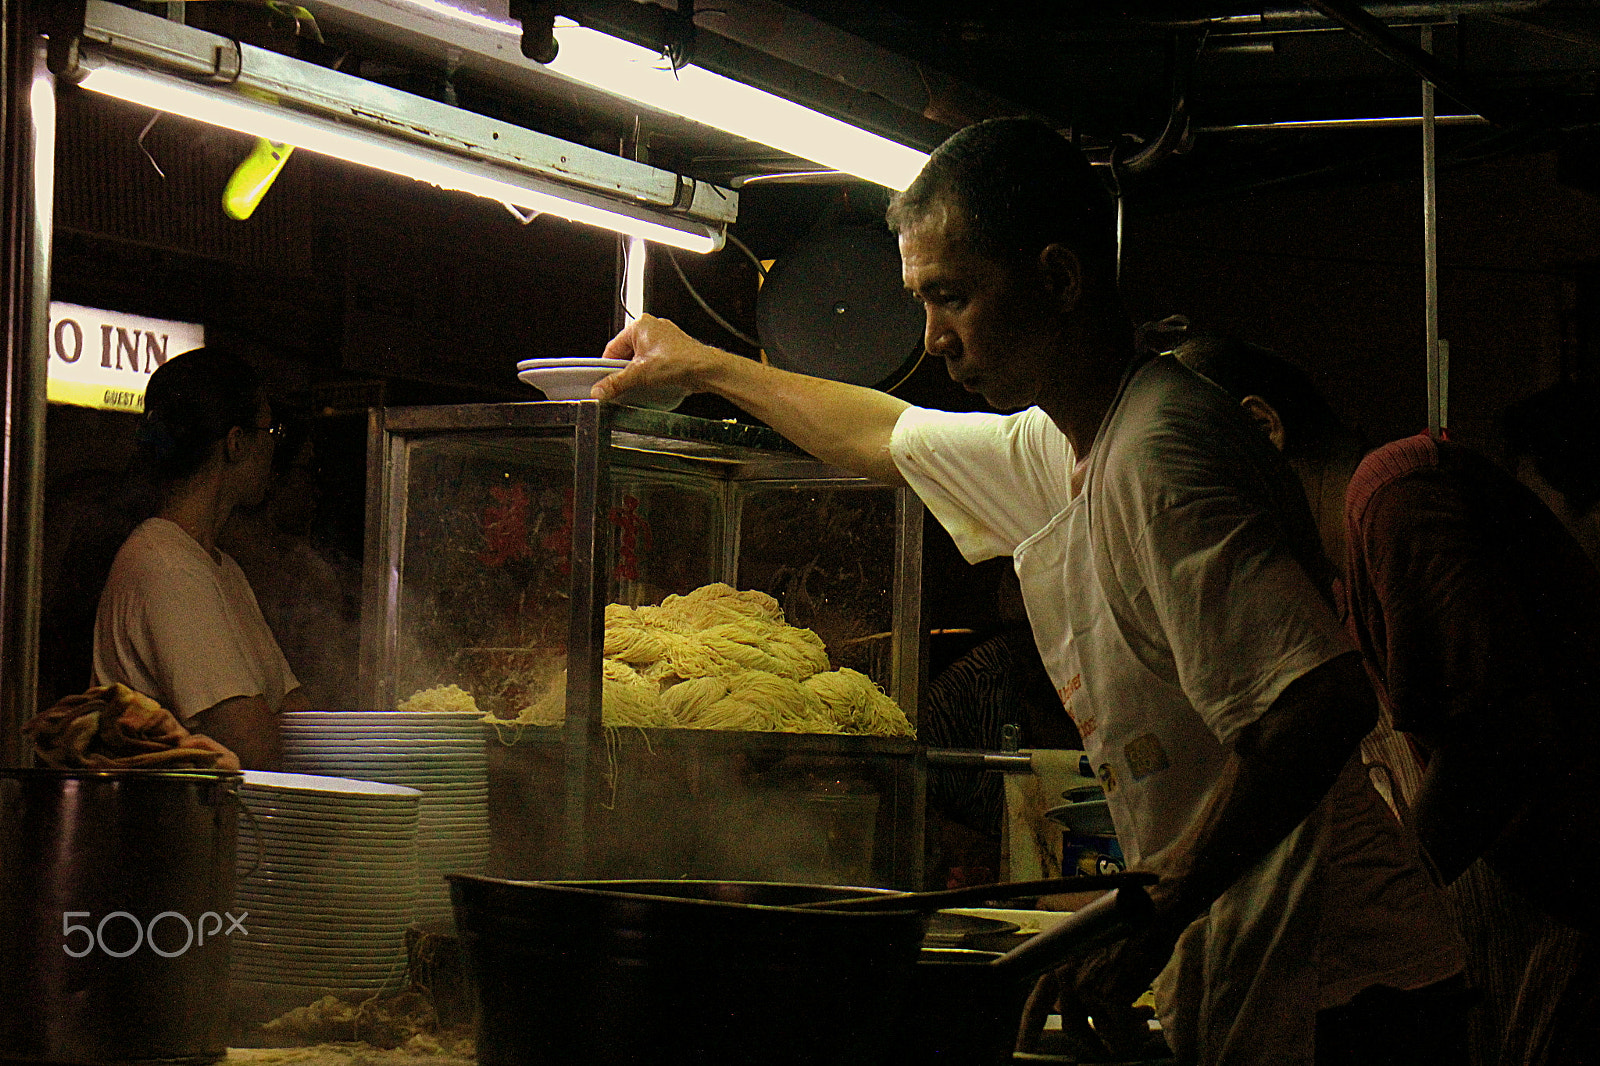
top-left (92, 345), bottom-right (308, 769)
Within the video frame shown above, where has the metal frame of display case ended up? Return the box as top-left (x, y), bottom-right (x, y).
top-left (361, 400), bottom-right (926, 886)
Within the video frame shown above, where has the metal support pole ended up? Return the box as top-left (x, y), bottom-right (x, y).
top-left (1305, 0), bottom-right (1505, 125)
top-left (1422, 24), bottom-right (1443, 440)
top-left (561, 402), bottom-right (609, 878)
top-left (1, 22), bottom-right (54, 766)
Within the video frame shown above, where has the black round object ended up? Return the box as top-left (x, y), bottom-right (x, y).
top-left (450, 876), bottom-right (928, 1066)
top-left (0, 769), bottom-right (241, 1065)
top-left (755, 221), bottom-right (924, 388)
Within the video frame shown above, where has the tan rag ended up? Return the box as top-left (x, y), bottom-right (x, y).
top-left (26, 683), bottom-right (241, 771)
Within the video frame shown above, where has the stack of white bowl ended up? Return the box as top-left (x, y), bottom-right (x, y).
top-left (517, 356), bottom-right (687, 409)
top-left (232, 771), bottom-right (421, 1001)
top-left (280, 711), bottom-right (490, 927)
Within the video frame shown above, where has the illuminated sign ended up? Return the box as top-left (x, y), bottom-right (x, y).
top-left (47, 302), bottom-right (205, 412)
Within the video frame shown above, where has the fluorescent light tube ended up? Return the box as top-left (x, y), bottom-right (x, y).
top-left (544, 21), bottom-right (930, 191)
top-left (74, 58), bottom-right (724, 252)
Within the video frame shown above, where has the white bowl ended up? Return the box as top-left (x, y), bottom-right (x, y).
top-left (518, 366), bottom-right (688, 410)
top-left (516, 357), bottom-right (631, 370)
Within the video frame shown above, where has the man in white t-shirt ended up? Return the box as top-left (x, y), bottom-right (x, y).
top-left (93, 347), bottom-right (308, 769)
top-left (591, 118), bottom-right (1465, 1064)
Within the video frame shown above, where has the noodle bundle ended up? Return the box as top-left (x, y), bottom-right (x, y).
top-left (498, 582), bottom-right (914, 737)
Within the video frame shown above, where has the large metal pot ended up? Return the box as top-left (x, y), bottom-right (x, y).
top-left (0, 769), bottom-right (242, 1065)
top-left (448, 876), bottom-right (929, 1066)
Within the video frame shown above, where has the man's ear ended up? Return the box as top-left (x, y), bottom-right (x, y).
top-left (1037, 243), bottom-right (1083, 313)
top-left (222, 424), bottom-right (249, 464)
top-left (1240, 395), bottom-right (1287, 452)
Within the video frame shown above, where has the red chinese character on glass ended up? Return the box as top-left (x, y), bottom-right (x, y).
top-left (477, 481), bottom-right (533, 567)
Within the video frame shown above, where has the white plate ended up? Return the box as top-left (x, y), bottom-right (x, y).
top-left (231, 957), bottom-right (408, 977)
top-left (235, 942), bottom-right (407, 958)
top-left (238, 860), bottom-right (412, 876)
top-left (236, 793), bottom-right (422, 809)
top-left (283, 739), bottom-right (480, 745)
top-left (239, 842), bottom-right (417, 864)
top-left (232, 941), bottom-right (404, 959)
top-left (418, 823), bottom-right (489, 834)
top-left (282, 725), bottom-right (486, 735)
top-left (287, 750), bottom-right (485, 764)
top-left (279, 766), bottom-right (484, 781)
top-left (246, 805), bottom-right (419, 824)
top-left (241, 911), bottom-right (411, 932)
top-left (285, 712), bottom-right (482, 722)
top-left (241, 806), bottom-right (418, 828)
top-left (239, 799), bottom-right (420, 820)
top-left (239, 869), bottom-right (419, 890)
top-left (284, 713), bottom-right (486, 723)
top-left (238, 896), bottom-right (417, 918)
top-left (516, 357), bottom-right (631, 370)
top-left (284, 765), bottom-right (486, 780)
top-left (243, 834), bottom-right (417, 856)
top-left (242, 771), bottom-right (422, 798)
top-left (517, 366), bottom-right (687, 410)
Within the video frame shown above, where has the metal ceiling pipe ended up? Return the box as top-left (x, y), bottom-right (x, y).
top-left (1145, 1), bottom-right (1547, 29)
top-left (1118, 32), bottom-right (1199, 176)
top-left (0, 22), bottom-right (53, 766)
top-left (1303, 0), bottom-right (1512, 124)
top-left (1197, 113), bottom-right (1488, 132)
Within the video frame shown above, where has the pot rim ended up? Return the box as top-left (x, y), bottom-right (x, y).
top-left (449, 873), bottom-right (928, 917)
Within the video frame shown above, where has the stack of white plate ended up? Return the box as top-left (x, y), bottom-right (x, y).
top-left (516, 356), bottom-right (687, 410)
top-left (280, 711), bottom-right (491, 927)
top-left (232, 771), bottom-right (421, 1000)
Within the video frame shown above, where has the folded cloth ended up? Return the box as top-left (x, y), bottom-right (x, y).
top-left (26, 683), bottom-right (241, 771)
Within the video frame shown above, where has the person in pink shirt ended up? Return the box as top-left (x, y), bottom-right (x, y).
top-left (1176, 332), bottom-right (1600, 1066)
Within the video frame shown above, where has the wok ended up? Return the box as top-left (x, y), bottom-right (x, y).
top-left (450, 877), bottom-right (926, 1066)
top-left (448, 874), bottom-right (1155, 1066)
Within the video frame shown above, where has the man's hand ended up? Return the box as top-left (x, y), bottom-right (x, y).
top-left (191, 694), bottom-right (281, 771)
top-left (1021, 655), bottom-right (1378, 1056)
top-left (591, 313), bottom-right (912, 485)
top-left (1037, 914), bottom-right (1174, 1059)
top-left (592, 314), bottom-right (733, 403)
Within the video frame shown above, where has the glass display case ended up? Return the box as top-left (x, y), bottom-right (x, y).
top-left (361, 400), bottom-right (926, 888)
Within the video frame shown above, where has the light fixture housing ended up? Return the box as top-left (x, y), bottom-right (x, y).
top-left (58, 0), bottom-right (736, 252)
top-left (541, 19), bottom-right (931, 192)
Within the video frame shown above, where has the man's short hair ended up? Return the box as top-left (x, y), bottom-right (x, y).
top-left (886, 116), bottom-right (1118, 274)
top-left (137, 345), bottom-right (264, 483)
top-left (1173, 332), bottom-right (1358, 469)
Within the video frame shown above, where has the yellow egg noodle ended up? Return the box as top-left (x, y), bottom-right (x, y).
top-left (485, 582), bottom-right (915, 738)
top-left (399, 684), bottom-right (480, 715)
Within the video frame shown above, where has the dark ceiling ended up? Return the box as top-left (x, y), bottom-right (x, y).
top-left (165, 0), bottom-right (1600, 208)
top-left (758, 1), bottom-right (1600, 207)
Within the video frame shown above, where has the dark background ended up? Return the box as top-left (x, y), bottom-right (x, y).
top-left (39, 18), bottom-right (1600, 702)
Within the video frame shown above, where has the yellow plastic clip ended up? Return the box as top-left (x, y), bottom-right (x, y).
top-left (223, 136), bottom-right (294, 221)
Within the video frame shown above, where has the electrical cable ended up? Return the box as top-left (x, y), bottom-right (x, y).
top-left (725, 232), bottom-right (767, 279)
top-left (665, 245), bottom-right (760, 348)
top-left (878, 345), bottom-right (928, 394)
